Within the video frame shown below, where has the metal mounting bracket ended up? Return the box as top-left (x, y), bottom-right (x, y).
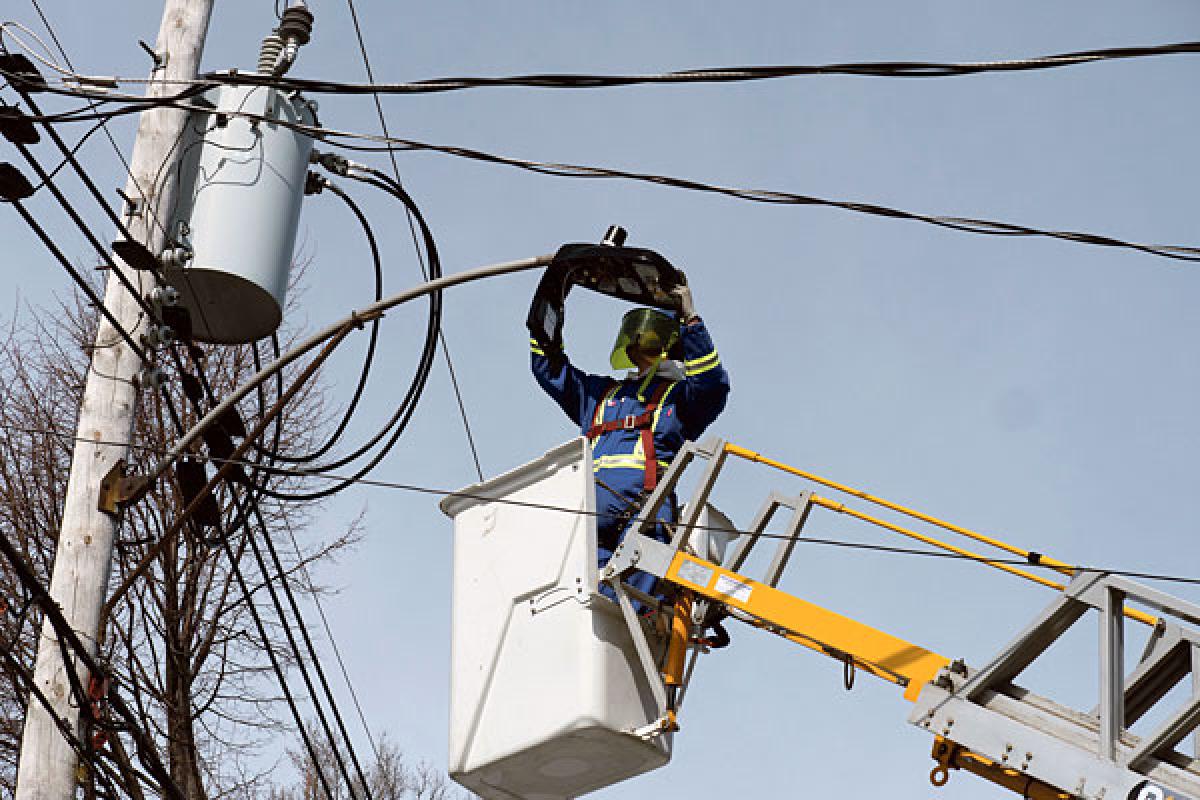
top-left (97, 461), bottom-right (152, 516)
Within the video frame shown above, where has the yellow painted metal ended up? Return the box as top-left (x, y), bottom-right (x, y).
top-left (809, 496), bottom-right (1159, 628)
top-left (811, 495), bottom-right (1070, 591)
top-left (724, 443), bottom-right (1076, 574)
top-left (931, 737), bottom-right (1071, 800)
top-left (664, 551), bottom-right (949, 701)
top-left (722, 443), bottom-right (1158, 628)
top-left (663, 592), bottom-right (693, 688)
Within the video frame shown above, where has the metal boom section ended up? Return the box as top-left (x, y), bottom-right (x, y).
top-left (602, 438), bottom-right (1200, 800)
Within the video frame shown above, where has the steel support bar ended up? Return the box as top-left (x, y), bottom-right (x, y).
top-left (912, 681), bottom-right (1200, 800)
top-left (1100, 585), bottom-right (1126, 760)
top-left (669, 438), bottom-right (728, 550)
top-left (610, 581), bottom-right (668, 715)
top-left (763, 491), bottom-right (813, 588)
top-left (1120, 628), bottom-right (1188, 727)
top-left (1128, 692), bottom-right (1200, 771)
top-left (726, 491), bottom-right (795, 574)
top-left (724, 442), bottom-right (1077, 574)
top-left (960, 572), bottom-right (1106, 702)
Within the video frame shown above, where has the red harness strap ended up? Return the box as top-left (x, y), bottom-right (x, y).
top-left (586, 380), bottom-right (673, 492)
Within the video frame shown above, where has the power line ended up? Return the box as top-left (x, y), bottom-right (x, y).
top-left (249, 169), bottom-right (446, 502)
top-left (164, 332), bottom-right (374, 795)
top-left (23, 2), bottom-right (173, 241)
top-left (4, 10), bottom-right (369, 795)
top-left (342, 0), bottom-right (486, 482)
top-left (283, 521), bottom-right (382, 763)
top-left (15, 75), bottom-right (1200, 265)
top-left (9, 35), bottom-right (1200, 93)
top-left (11, 420), bottom-right (1200, 590)
top-left (314, 133), bottom-right (1200, 264)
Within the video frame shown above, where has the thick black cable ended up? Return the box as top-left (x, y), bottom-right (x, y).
top-left (0, 645), bottom-right (140, 798)
top-left (5, 134), bottom-right (162, 323)
top-left (172, 343), bottom-right (374, 795)
top-left (329, 135), bottom-right (1200, 264)
top-left (254, 183), bottom-right (383, 464)
top-left (349, 164), bottom-right (485, 480)
top-left (249, 326), bottom-right (381, 764)
top-left (228, 491), bottom-right (366, 798)
top-left (249, 175), bottom-right (443, 500)
top-left (10, 39), bottom-right (1200, 97)
top-left (16, 87), bottom-right (1200, 265)
top-left (243, 490), bottom-right (374, 796)
top-left (150, 365), bottom-right (340, 800)
top-left (7, 199), bottom-right (149, 360)
top-left (199, 40), bottom-right (1200, 95)
top-left (0, 516), bottom-right (185, 799)
top-left (213, 514), bottom-right (339, 800)
top-left (341, 0), bottom-right (486, 482)
top-left (16, 418), bottom-right (1200, 589)
top-left (25, 0), bottom-right (166, 242)
top-left (281, 523), bottom-right (382, 761)
top-left (23, 114), bottom-right (109, 193)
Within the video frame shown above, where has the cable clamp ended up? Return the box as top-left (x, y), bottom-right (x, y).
top-left (1026, 551), bottom-right (1043, 566)
top-left (303, 170), bottom-right (326, 195)
top-left (313, 151), bottom-right (350, 176)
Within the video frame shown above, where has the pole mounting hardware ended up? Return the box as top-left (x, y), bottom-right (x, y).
top-left (98, 461), bottom-right (152, 516)
top-left (137, 40), bottom-right (168, 70)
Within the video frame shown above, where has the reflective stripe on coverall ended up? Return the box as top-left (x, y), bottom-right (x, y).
top-left (531, 317), bottom-right (730, 603)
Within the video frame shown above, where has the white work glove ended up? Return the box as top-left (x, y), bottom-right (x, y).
top-left (673, 283), bottom-right (697, 321)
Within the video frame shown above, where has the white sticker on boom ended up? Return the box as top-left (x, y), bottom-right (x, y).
top-left (714, 574), bottom-right (753, 603)
top-left (677, 560), bottom-right (714, 588)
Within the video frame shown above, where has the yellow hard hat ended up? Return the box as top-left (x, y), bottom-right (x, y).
top-left (609, 308), bottom-right (679, 370)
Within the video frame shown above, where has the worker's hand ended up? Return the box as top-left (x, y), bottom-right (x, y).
top-left (672, 283), bottom-right (697, 321)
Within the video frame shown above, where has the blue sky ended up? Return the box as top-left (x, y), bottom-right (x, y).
top-left (5, 2), bottom-right (1200, 798)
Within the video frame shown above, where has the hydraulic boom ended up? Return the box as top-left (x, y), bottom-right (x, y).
top-left (601, 438), bottom-right (1200, 800)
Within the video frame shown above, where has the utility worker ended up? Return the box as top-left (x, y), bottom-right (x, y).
top-left (530, 279), bottom-right (730, 604)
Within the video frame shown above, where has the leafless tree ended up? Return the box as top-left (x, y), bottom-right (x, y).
top-left (0, 272), bottom-right (362, 799)
top-left (270, 723), bottom-right (472, 800)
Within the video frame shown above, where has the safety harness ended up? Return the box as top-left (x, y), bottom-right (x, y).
top-left (586, 380), bottom-right (673, 492)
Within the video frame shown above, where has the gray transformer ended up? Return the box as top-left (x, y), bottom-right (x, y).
top-left (167, 84), bottom-right (316, 344)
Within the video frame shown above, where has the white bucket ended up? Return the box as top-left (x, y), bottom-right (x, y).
top-left (440, 438), bottom-right (670, 800)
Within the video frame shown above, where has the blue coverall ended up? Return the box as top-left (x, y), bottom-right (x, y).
top-left (531, 317), bottom-right (730, 602)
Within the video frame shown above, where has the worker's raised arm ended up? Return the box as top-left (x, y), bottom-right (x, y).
top-left (530, 338), bottom-right (612, 428)
top-left (669, 283), bottom-right (730, 437)
top-left (671, 318), bottom-right (730, 436)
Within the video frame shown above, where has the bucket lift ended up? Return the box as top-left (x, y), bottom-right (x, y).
top-left (441, 438), bottom-right (1200, 800)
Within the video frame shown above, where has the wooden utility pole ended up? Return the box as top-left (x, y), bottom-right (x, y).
top-left (16, 2), bottom-right (214, 797)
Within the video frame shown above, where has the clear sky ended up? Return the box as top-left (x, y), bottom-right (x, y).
top-left (4, 1), bottom-right (1200, 798)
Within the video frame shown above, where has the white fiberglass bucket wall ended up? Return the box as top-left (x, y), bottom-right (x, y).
top-left (439, 438), bottom-right (670, 800)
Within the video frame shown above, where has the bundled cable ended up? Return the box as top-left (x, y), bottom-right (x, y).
top-left (249, 160), bottom-right (444, 501)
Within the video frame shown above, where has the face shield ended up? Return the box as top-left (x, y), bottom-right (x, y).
top-left (609, 308), bottom-right (679, 370)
